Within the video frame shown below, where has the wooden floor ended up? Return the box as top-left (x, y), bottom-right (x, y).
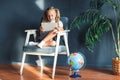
top-left (0, 64), bottom-right (120, 80)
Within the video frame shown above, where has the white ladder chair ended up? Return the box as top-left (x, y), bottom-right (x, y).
top-left (20, 29), bottom-right (70, 78)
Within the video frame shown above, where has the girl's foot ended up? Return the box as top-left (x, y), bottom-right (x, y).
top-left (37, 41), bottom-right (45, 48)
top-left (29, 41), bottom-right (38, 45)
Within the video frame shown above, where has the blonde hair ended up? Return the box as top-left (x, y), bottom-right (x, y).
top-left (42, 6), bottom-right (60, 22)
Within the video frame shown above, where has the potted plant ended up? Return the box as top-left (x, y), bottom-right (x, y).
top-left (70, 0), bottom-right (120, 75)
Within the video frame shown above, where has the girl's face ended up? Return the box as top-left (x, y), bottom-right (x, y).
top-left (47, 9), bottom-right (56, 22)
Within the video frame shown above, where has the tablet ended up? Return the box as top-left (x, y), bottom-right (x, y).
top-left (41, 22), bottom-right (57, 31)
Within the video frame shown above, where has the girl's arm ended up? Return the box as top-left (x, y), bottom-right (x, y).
top-left (55, 21), bottom-right (64, 31)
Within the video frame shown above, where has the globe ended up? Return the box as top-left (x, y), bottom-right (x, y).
top-left (68, 52), bottom-right (85, 78)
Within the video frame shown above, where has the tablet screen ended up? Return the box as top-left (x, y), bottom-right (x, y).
top-left (41, 22), bottom-right (57, 31)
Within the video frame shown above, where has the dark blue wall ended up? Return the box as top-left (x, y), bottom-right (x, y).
top-left (0, 0), bottom-right (115, 68)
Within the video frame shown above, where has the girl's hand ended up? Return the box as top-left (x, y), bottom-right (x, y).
top-left (55, 26), bottom-right (64, 31)
top-left (39, 26), bottom-right (44, 34)
top-left (52, 26), bottom-right (63, 34)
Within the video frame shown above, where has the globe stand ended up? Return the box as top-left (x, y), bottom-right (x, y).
top-left (70, 70), bottom-right (81, 78)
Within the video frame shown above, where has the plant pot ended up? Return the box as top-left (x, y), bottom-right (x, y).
top-left (112, 57), bottom-right (120, 75)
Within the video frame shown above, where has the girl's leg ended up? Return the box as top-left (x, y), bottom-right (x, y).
top-left (38, 29), bottom-right (58, 48)
top-left (42, 29), bottom-right (57, 42)
top-left (44, 40), bottom-right (56, 47)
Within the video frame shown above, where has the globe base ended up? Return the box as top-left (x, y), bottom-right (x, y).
top-left (70, 72), bottom-right (81, 78)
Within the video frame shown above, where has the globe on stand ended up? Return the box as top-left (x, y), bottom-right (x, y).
top-left (68, 52), bottom-right (85, 78)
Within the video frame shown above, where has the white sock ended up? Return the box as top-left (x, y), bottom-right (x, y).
top-left (37, 41), bottom-right (45, 48)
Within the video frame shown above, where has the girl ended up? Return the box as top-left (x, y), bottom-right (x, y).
top-left (37, 6), bottom-right (64, 48)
